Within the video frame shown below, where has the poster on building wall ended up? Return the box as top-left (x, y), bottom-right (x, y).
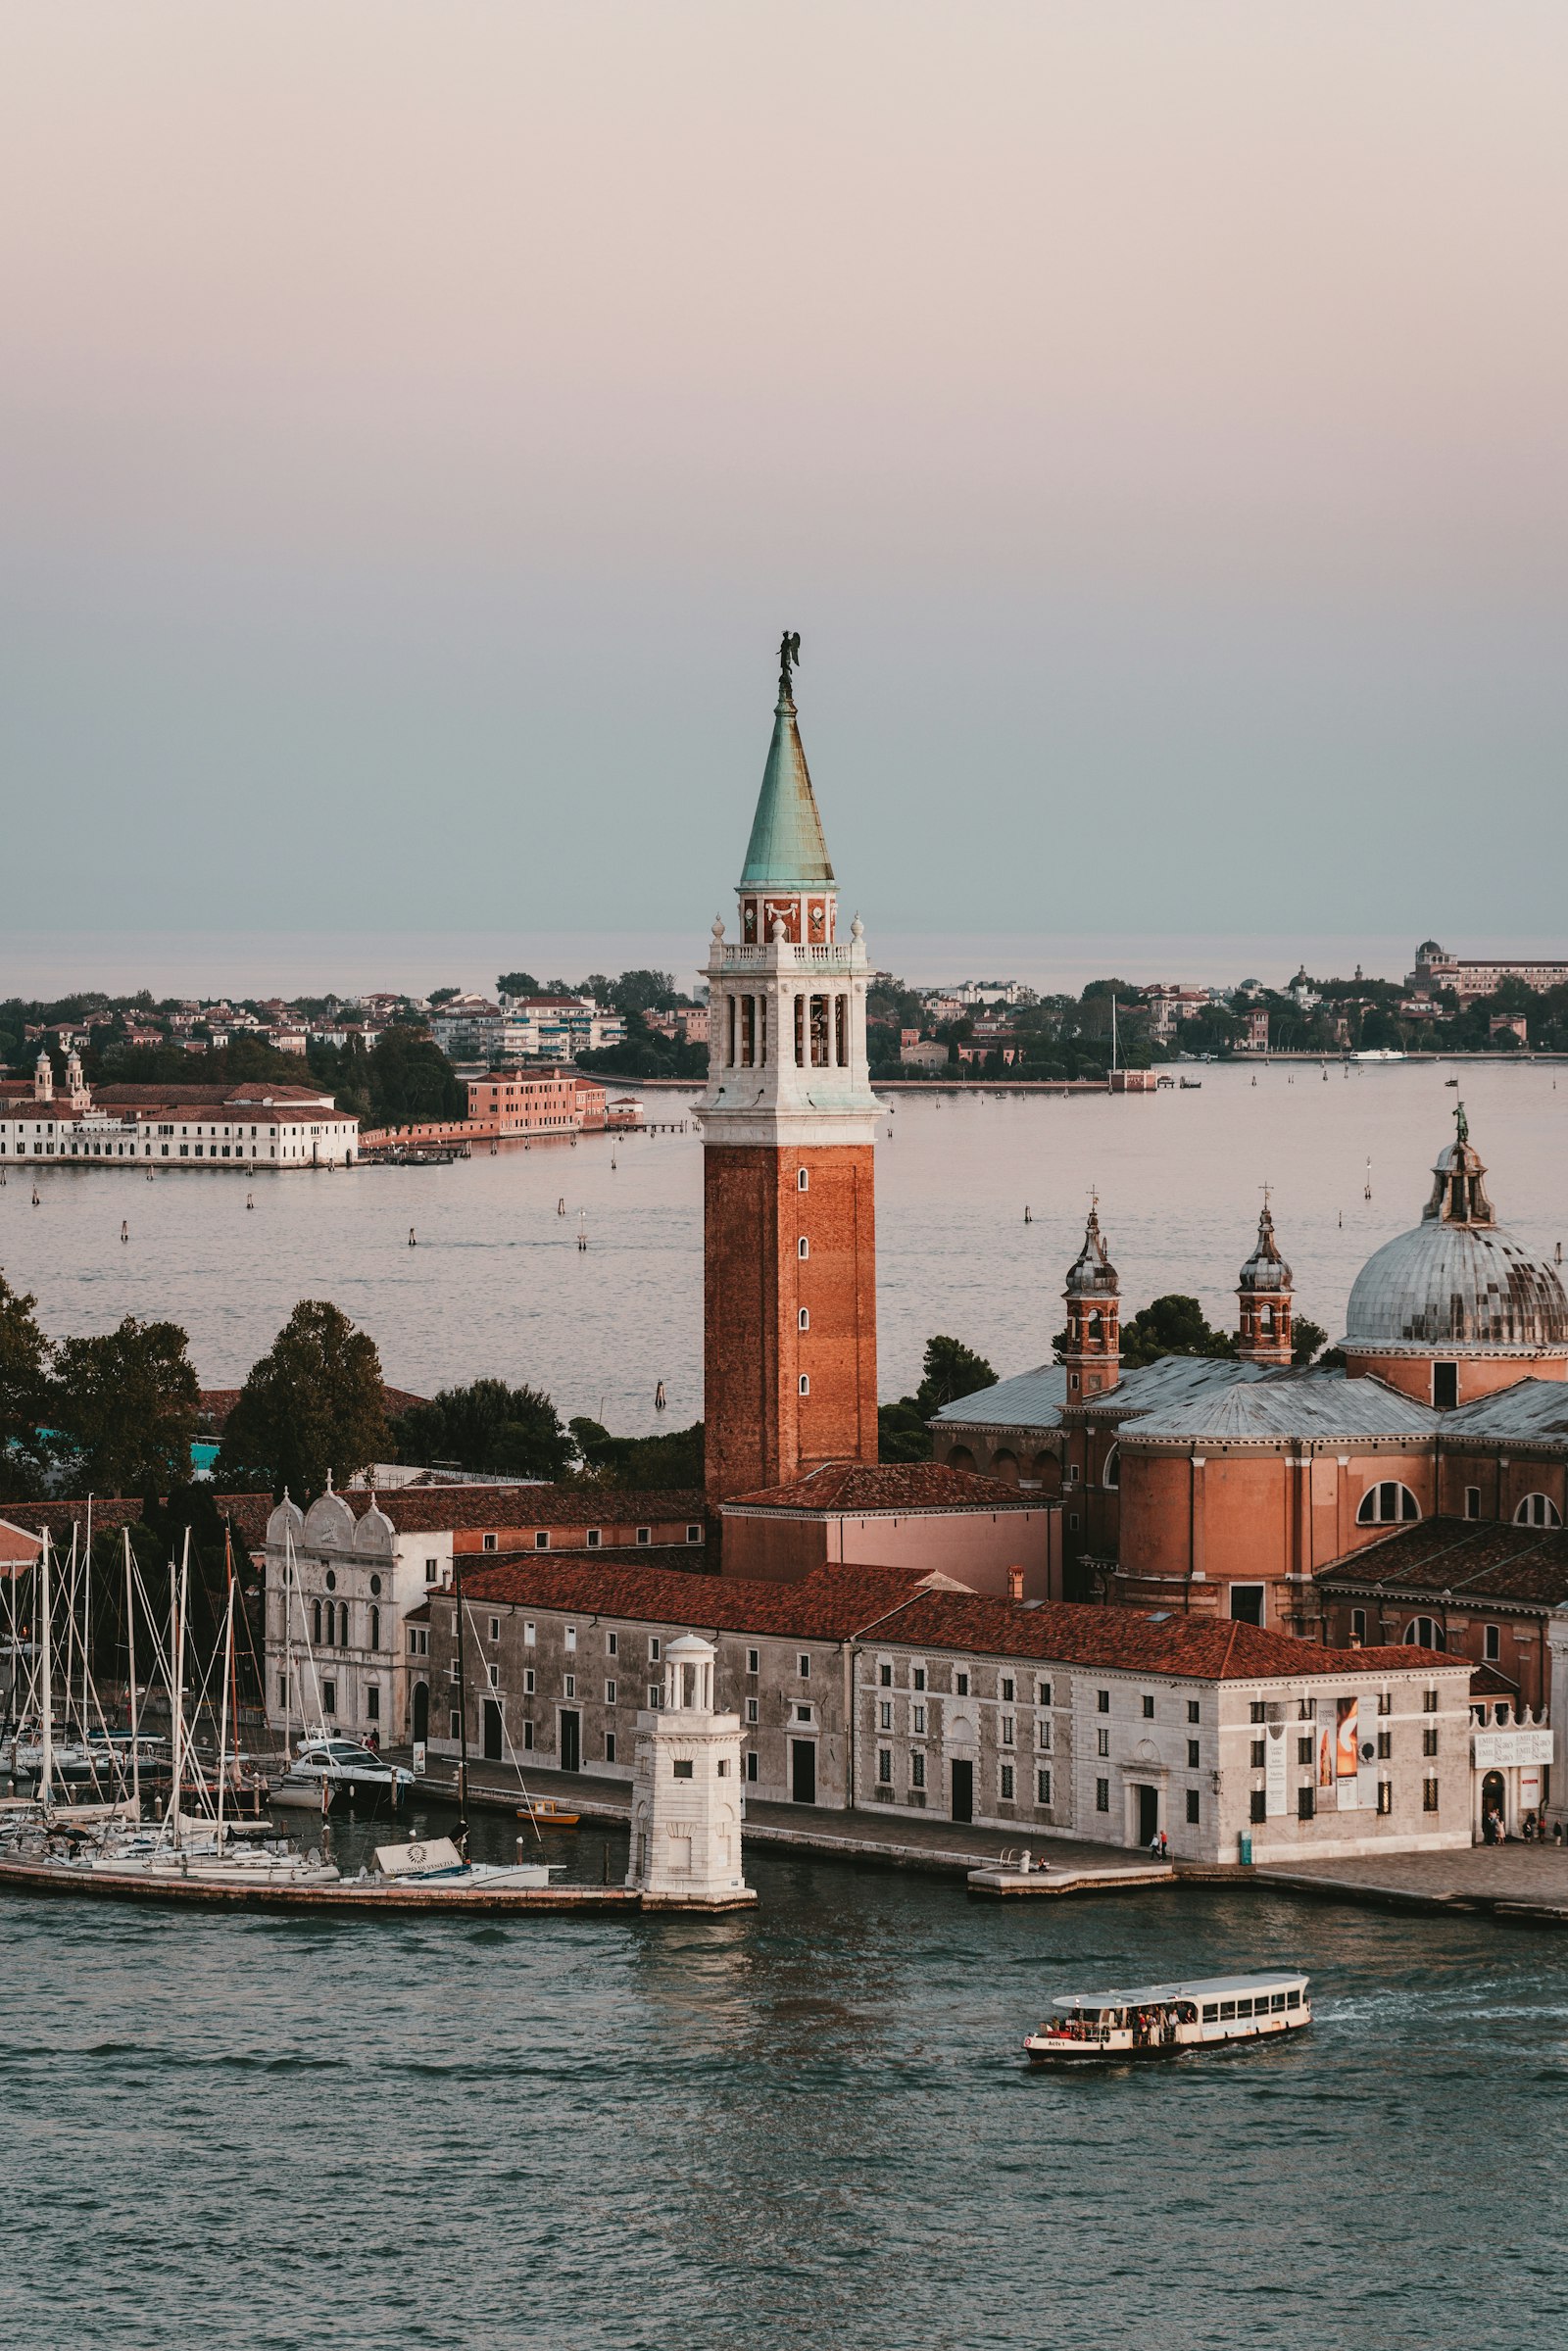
top-left (1336, 1695), bottom-right (1359, 1809)
top-left (1318, 1726), bottom-right (1333, 1789)
top-left (1265, 1722), bottom-right (1288, 1817)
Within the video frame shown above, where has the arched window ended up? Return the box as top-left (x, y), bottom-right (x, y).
top-left (1103, 1444), bottom-right (1121, 1491)
top-left (947, 1445), bottom-right (976, 1473)
top-left (312, 1598), bottom-right (322, 1645)
top-left (1086, 1310), bottom-right (1102, 1342)
top-left (369, 1605), bottom-right (381, 1651)
top-left (1357, 1481), bottom-right (1420, 1527)
top-left (1513, 1493), bottom-right (1562, 1528)
top-left (1403, 1616), bottom-right (1446, 1650)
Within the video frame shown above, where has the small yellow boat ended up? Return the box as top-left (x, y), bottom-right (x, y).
top-left (517, 1795), bottom-right (580, 1830)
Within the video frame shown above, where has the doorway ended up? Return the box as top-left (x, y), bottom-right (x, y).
top-left (791, 1739), bottom-right (816, 1805)
top-left (951, 1759), bottom-right (974, 1824)
top-left (1481, 1767), bottom-right (1505, 1839)
top-left (560, 1709), bottom-right (581, 1774)
top-left (1136, 1785), bottom-right (1159, 1846)
top-left (412, 1681), bottom-right (429, 1743)
top-left (483, 1700), bottom-right (504, 1762)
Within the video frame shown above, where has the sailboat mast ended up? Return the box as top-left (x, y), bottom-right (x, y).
top-left (216, 1543), bottom-right (234, 1847)
top-left (123, 1529), bottom-right (141, 1815)
top-left (83, 1494), bottom-right (92, 1744)
top-left (453, 1556), bottom-right (470, 1855)
top-left (170, 1532), bottom-right (190, 1847)
top-left (38, 1531), bottom-right (54, 1811)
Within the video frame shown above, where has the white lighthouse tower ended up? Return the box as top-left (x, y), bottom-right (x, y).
top-left (626, 1633), bottom-right (756, 1909)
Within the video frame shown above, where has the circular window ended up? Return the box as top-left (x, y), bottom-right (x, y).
top-left (369, 1574), bottom-right (382, 1597)
top-left (324, 1569), bottom-right (337, 1592)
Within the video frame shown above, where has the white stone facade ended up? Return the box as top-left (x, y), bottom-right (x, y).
top-left (262, 1491), bottom-right (452, 1745)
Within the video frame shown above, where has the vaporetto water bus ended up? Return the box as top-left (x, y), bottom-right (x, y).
top-left (1024, 1971), bottom-right (1311, 2062)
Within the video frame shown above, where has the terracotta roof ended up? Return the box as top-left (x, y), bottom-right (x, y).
top-left (1, 1494), bottom-right (273, 1548)
top-left (724, 1462), bottom-right (1045, 1514)
top-left (1469, 1661), bottom-right (1519, 1698)
top-left (318, 1484), bottom-right (708, 1536)
top-left (197, 1386), bottom-right (425, 1431)
top-left (860, 1592), bottom-right (1455, 1682)
top-left (1315, 1518), bottom-right (1568, 1610)
top-left (93, 1083), bottom-right (333, 1107)
top-left (444, 1559), bottom-right (930, 1637)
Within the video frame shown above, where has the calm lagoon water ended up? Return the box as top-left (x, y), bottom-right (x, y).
top-left (4, 1056), bottom-right (1567, 1430)
top-left (3, 1816), bottom-right (1567, 2350)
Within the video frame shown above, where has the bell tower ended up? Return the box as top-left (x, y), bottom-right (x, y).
top-left (698, 636), bottom-right (880, 1502)
top-left (1062, 1197), bottom-right (1120, 1397)
top-left (1237, 1194), bottom-right (1294, 1366)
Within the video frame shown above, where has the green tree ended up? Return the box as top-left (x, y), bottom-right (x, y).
top-left (578, 1011), bottom-right (707, 1081)
top-left (217, 1300), bottom-right (389, 1499)
top-left (609, 968), bottom-right (680, 1015)
top-left (567, 1417), bottom-right (705, 1490)
top-left (428, 986), bottom-right (462, 1005)
top-left (1118, 1296), bottom-right (1236, 1369)
top-left (1293, 1317), bottom-right (1329, 1367)
top-left (913, 1335), bottom-right (998, 1415)
top-left (398, 1378), bottom-right (574, 1481)
top-left (368, 1026), bottom-right (466, 1123)
top-left (0, 1273), bottom-right (52, 1500)
top-left (497, 971), bottom-right (540, 998)
top-left (49, 1316), bottom-right (200, 1495)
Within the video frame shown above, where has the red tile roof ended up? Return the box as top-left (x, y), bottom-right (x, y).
top-left (1316, 1518), bottom-right (1568, 1610)
top-left (346, 1484), bottom-right (708, 1535)
top-left (446, 1559), bottom-right (930, 1636)
top-left (725, 1461), bottom-right (1046, 1514)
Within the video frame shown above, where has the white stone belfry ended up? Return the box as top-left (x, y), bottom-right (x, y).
top-left (626, 1633), bottom-right (757, 1909)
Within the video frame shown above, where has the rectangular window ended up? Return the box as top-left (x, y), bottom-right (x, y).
top-left (605, 1733), bottom-right (616, 1765)
top-left (1298, 1786), bottom-right (1315, 1821)
top-left (1250, 1788), bottom-right (1266, 1824)
top-left (648, 1686), bottom-right (662, 1708)
top-left (521, 1721), bottom-right (534, 1751)
top-left (1187, 1700), bottom-right (1200, 1725)
top-left (607, 1631), bottom-right (617, 1656)
top-left (1037, 1720), bottom-right (1052, 1751)
top-left (1097, 1690), bottom-right (1109, 1714)
top-left (534, 1531), bottom-right (549, 1550)
top-left (1423, 1688), bottom-right (1439, 1714)
top-left (879, 1701), bottom-right (892, 1731)
top-left (879, 1661), bottom-right (892, 1687)
top-left (650, 1639), bottom-right (661, 1661)
top-left (1465, 1486), bottom-right (1481, 1520)
top-left (1001, 1676), bottom-right (1015, 1703)
top-left (1298, 1737), bottom-right (1313, 1765)
top-left (425, 1558), bottom-right (438, 1584)
top-left (1001, 1716), bottom-right (1015, 1747)
top-left (748, 1648), bottom-right (760, 1675)
top-left (488, 1617), bottom-right (501, 1642)
top-left (1351, 1608), bottom-right (1367, 1642)
top-left (798, 1654), bottom-right (810, 1679)
top-left (564, 1675), bottom-right (575, 1699)
top-left (487, 1663), bottom-right (499, 1690)
top-left (912, 1704), bottom-right (926, 1735)
top-left (911, 1751), bottom-right (926, 1790)
top-left (1096, 1779), bottom-right (1109, 1813)
top-left (686, 1524), bottom-right (703, 1544)
top-left (1249, 1700), bottom-right (1266, 1724)
top-left (672, 1760), bottom-right (694, 1780)
top-left (1377, 1729), bottom-right (1391, 1759)
top-left (1250, 1739), bottom-right (1266, 1768)
top-left (1037, 1769), bottom-right (1052, 1805)
top-left (1187, 1739), bottom-right (1200, 1769)
top-left (1423, 1778), bottom-right (1440, 1813)
top-left (877, 1749), bottom-right (893, 1785)
top-left (1097, 1728), bottom-right (1109, 1758)
top-left (450, 1710), bottom-right (461, 1739)
top-left (1377, 1690), bottom-right (1392, 1715)
top-left (524, 1622), bottom-right (536, 1647)
top-left (745, 1752), bottom-right (759, 1784)
top-left (1142, 1694), bottom-right (1154, 1719)
top-left (1186, 1789), bottom-right (1200, 1825)
top-left (956, 1671), bottom-right (970, 1697)
top-left (637, 1528), bottom-right (651, 1546)
top-left (1298, 1698), bottom-right (1316, 1721)
top-left (1038, 1682), bottom-right (1052, 1708)
top-left (523, 1669), bottom-right (535, 1694)
top-left (746, 1697), bottom-right (759, 1725)
top-left (1484, 1625), bottom-right (1500, 1662)
top-left (1423, 1726), bottom-right (1439, 1757)
top-left (605, 1680), bottom-right (616, 1704)
top-left (912, 1667), bottom-right (926, 1692)
top-left (586, 1528), bottom-right (601, 1549)
top-left (1000, 1765), bottom-right (1014, 1801)
top-left (795, 1704), bottom-right (812, 1725)
top-left (564, 1626), bottom-right (576, 1652)
top-left (483, 1534), bottom-right (497, 1552)
top-left (1377, 1780), bottom-right (1393, 1814)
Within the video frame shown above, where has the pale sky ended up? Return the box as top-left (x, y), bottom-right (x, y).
top-left (2, 3), bottom-right (1564, 951)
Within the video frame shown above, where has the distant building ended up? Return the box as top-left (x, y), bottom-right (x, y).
top-left (1141, 986), bottom-right (1212, 1042)
top-left (0, 1053), bottom-right (357, 1168)
top-left (900, 1041), bottom-right (949, 1069)
top-left (1409, 943), bottom-right (1568, 1005)
top-left (1490, 1013), bottom-right (1530, 1044)
top-left (1237, 1007), bottom-right (1270, 1053)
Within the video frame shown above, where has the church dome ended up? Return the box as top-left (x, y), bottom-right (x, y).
top-left (1345, 1114), bottom-right (1568, 1354)
top-left (1064, 1202), bottom-right (1118, 1299)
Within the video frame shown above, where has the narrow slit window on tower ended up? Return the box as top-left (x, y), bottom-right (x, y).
top-left (797, 1166), bottom-right (809, 1192)
top-left (798, 1307), bottom-right (808, 1331)
top-left (809, 995), bottom-right (830, 1067)
top-left (727, 995), bottom-right (738, 1066)
top-left (740, 995), bottom-right (756, 1066)
top-left (794, 994), bottom-right (806, 1066)
top-left (798, 1236), bottom-right (808, 1259)
top-left (835, 994), bottom-right (848, 1065)
top-left (799, 1374), bottom-right (809, 1396)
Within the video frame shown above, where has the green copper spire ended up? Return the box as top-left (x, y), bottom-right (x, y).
top-left (738, 632), bottom-right (836, 892)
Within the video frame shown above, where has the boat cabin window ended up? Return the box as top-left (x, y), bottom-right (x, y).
top-left (1235, 1998), bottom-right (1252, 2017)
top-left (1218, 2000), bottom-right (1236, 2020)
top-left (1287, 1988), bottom-right (1301, 2007)
top-left (1201, 2003), bottom-right (1218, 2022)
top-left (1270, 1993), bottom-right (1287, 2012)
